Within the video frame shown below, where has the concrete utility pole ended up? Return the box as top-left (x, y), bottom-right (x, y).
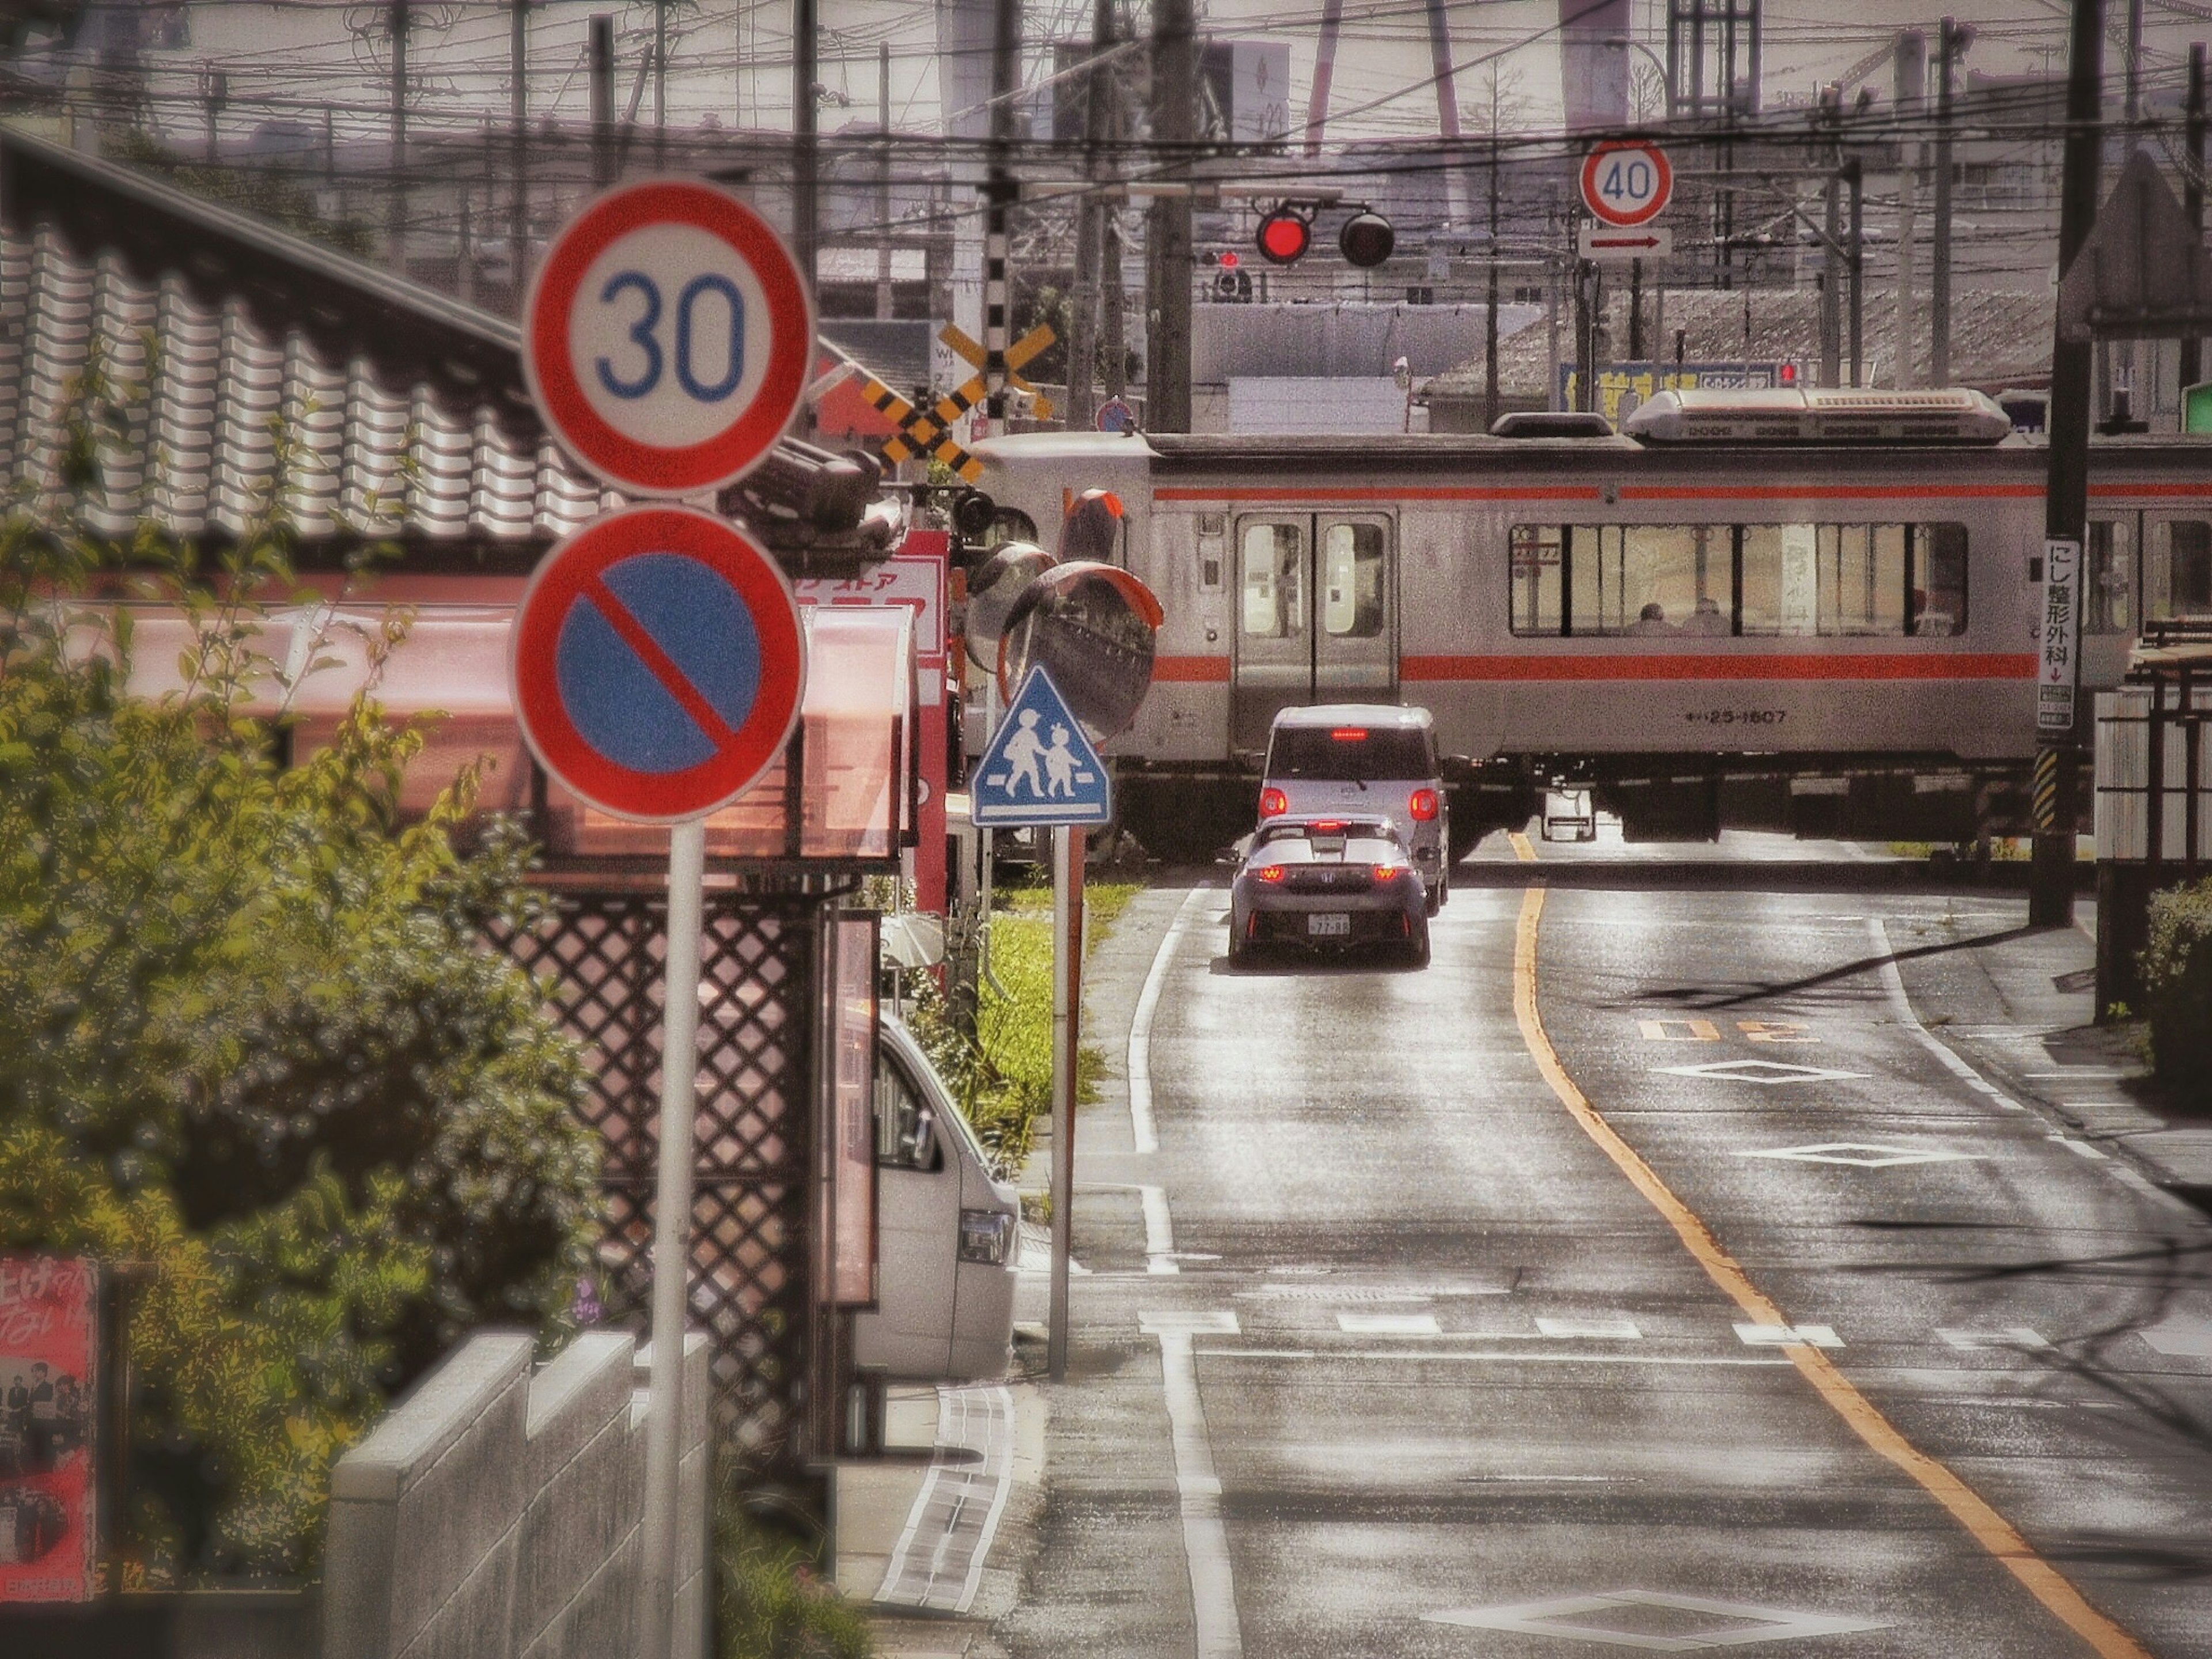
top-left (654, 0), bottom-right (668, 134)
top-left (981, 0), bottom-right (1019, 422)
top-left (200, 65), bottom-right (224, 164)
top-left (793, 0), bottom-right (817, 296)
top-left (1065, 0), bottom-right (1114, 429)
top-left (1932, 16), bottom-right (1967, 385)
top-left (590, 13), bottom-right (615, 185)
top-left (876, 41), bottom-right (893, 322)
top-left (1820, 86), bottom-right (1841, 388)
top-left (1484, 110), bottom-right (1500, 431)
top-left (1894, 31), bottom-right (1925, 388)
top-left (2186, 43), bottom-right (2206, 390)
top-left (511, 0), bottom-right (529, 299)
top-left (2034, 0), bottom-right (2105, 928)
top-left (388, 1), bottom-right (409, 271)
top-left (1846, 156), bottom-right (1863, 387)
top-left (1147, 0), bottom-right (1195, 431)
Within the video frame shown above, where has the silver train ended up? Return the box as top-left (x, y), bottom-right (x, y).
top-left (968, 389), bottom-right (2212, 859)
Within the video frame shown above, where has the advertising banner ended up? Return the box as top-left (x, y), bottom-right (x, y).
top-left (0, 1256), bottom-right (98, 1603)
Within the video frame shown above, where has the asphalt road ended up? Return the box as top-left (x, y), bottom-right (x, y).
top-left (999, 849), bottom-right (2212, 1659)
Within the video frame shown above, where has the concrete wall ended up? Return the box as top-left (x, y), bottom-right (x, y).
top-left (321, 1330), bottom-right (711, 1659)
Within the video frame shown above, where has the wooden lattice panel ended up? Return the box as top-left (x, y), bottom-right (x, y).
top-left (490, 889), bottom-right (817, 1467)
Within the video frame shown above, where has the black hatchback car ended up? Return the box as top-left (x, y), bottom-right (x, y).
top-left (1228, 816), bottom-right (1430, 968)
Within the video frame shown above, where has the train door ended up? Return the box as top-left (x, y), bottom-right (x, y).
top-left (1231, 512), bottom-right (1395, 751)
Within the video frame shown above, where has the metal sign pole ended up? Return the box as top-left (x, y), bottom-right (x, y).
top-left (1047, 824), bottom-right (1086, 1381)
top-left (638, 817), bottom-right (707, 1659)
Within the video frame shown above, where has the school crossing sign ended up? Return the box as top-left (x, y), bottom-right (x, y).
top-left (972, 665), bottom-right (1112, 827)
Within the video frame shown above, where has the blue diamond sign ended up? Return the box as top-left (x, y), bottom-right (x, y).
top-left (971, 665), bottom-right (1112, 827)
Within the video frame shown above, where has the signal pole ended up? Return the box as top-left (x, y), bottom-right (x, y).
top-left (2186, 43), bottom-right (2206, 391)
top-left (793, 0), bottom-right (818, 295)
top-left (2033, 0), bottom-right (2105, 928)
top-left (1931, 16), bottom-right (1967, 385)
top-left (1147, 0), bottom-right (1195, 431)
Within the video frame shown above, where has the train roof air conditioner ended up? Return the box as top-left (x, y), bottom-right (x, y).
top-left (1623, 387), bottom-right (2014, 446)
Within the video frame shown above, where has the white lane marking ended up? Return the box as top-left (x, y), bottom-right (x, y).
top-left (1336, 1311), bottom-right (1441, 1335)
top-left (1535, 1316), bottom-right (1643, 1340)
top-left (1081, 1181), bottom-right (1181, 1273)
top-left (1127, 887), bottom-right (1211, 1155)
top-left (1139, 1310), bottom-right (1244, 1659)
top-left (1735, 1321), bottom-right (1843, 1348)
top-left (1195, 1349), bottom-right (1795, 1368)
top-left (1872, 919), bottom-right (2028, 1111)
top-left (1737, 1141), bottom-right (1978, 1168)
top-left (2138, 1317), bottom-right (2212, 1358)
top-left (1651, 1058), bottom-right (1870, 1083)
top-left (2050, 1134), bottom-right (2110, 1160)
top-left (1427, 1590), bottom-right (1889, 1646)
top-left (1937, 1327), bottom-right (2050, 1351)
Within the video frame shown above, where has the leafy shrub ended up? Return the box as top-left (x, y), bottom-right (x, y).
top-left (0, 408), bottom-right (603, 1578)
top-left (2140, 876), bottom-right (2212, 1093)
top-left (714, 1461), bottom-right (873, 1659)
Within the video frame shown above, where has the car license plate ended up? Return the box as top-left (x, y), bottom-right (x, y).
top-left (1307, 913), bottom-right (1351, 937)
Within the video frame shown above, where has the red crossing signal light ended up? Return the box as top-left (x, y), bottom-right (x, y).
top-left (1257, 209), bottom-right (1312, 266)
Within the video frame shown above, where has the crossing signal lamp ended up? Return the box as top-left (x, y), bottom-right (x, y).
top-left (1339, 210), bottom-right (1396, 269)
top-left (1256, 207), bottom-right (1312, 266)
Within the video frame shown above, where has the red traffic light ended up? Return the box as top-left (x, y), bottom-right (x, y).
top-left (1339, 211), bottom-right (1395, 269)
top-left (1257, 209), bottom-right (1311, 266)
top-left (1219, 249), bottom-right (1240, 269)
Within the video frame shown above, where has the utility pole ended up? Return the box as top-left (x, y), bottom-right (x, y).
top-left (1147, 0), bottom-right (1195, 431)
top-left (1846, 156), bottom-right (1863, 387)
top-left (654, 0), bottom-right (668, 133)
top-left (2035, 0), bottom-right (2105, 929)
top-left (2186, 43), bottom-right (2206, 391)
top-left (1066, 0), bottom-right (1113, 430)
top-left (2125, 0), bottom-right (2143, 131)
top-left (201, 65), bottom-right (225, 164)
top-left (590, 13), bottom-right (615, 186)
top-left (1484, 101), bottom-right (1499, 431)
top-left (793, 0), bottom-right (817, 297)
top-left (1894, 31), bottom-right (1925, 388)
top-left (1932, 16), bottom-right (1967, 386)
top-left (511, 0), bottom-right (529, 302)
top-left (388, 1), bottom-right (409, 272)
top-left (981, 0), bottom-right (1018, 424)
top-left (1820, 85), bottom-right (1841, 387)
top-left (876, 41), bottom-right (893, 323)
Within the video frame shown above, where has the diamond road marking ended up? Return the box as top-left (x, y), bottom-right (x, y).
top-left (1338, 1311), bottom-right (1442, 1335)
top-left (1936, 1326), bottom-right (2050, 1351)
top-left (1537, 1316), bottom-right (1644, 1340)
top-left (1651, 1059), bottom-right (1871, 1084)
top-left (1734, 1323), bottom-right (1842, 1349)
top-left (1736, 1141), bottom-right (1975, 1169)
top-left (1425, 1589), bottom-right (1889, 1649)
top-left (2137, 1316), bottom-right (2212, 1358)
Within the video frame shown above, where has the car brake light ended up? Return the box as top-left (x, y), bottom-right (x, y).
top-left (1313, 819), bottom-right (1345, 834)
top-left (1256, 865), bottom-right (1286, 882)
top-left (1410, 788), bottom-right (1439, 821)
top-left (1372, 863), bottom-right (1402, 879)
top-left (1259, 787), bottom-right (1288, 817)
top-left (1331, 728), bottom-right (1369, 741)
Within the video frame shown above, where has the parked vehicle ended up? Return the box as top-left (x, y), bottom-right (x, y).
top-left (1259, 704), bottom-right (1449, 913)
top-left (1229, 815), bottom-right (1431, 968)
top-left (853, 1019), bottom-right (1021, 1381)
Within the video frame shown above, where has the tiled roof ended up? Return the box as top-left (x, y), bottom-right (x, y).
top-left (0, 123), bottom-right (618, 554)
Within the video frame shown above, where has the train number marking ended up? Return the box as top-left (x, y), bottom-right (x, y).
top-left (1683, 709), bottom-right (1788, 727)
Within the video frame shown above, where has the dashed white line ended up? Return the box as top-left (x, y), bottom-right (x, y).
top-left (1127, 887), bottom-right (1211, 1156)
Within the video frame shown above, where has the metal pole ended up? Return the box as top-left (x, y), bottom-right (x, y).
top-left (1932, 16), bottom-right (1959, 385)
top-left (1846, 156), bottom-right (1863, 388)
top-left (1484, 142), bottom-right (1500, 430)
top-left (590, 13), bottom-right (615, 186)
top-left (793, 0), bottom-right (817, 297)
top-left (1628, 258), bottom-right (1643, 362)
top-left (1147, 0), bottom-right (1195, 431)
top-left (511, 0), bottom-right (529, 298)
top-left (1047, 824), bottom-right (1086, 1381)
top-left (2035, 0), bottom-right (2105, 929)
top-left (637, 818), bottom-right (707, 1659)
top-left (654, 0), bottom-right (668, 134)
top-left (388, 2), bottom-right (408, 270)
top-left (1067, 0), bottom-right (1112, 430)
top-left (1820, 88), bottom-right (1840, 388)
top-left (982, 0), bottom-right (1020, 425)
top-left (2186, 43), bottom-right (2206, 390)
top-left (1895, 30), bottom-right (1925, 388)
top-left (876, 41), bottom-right (893, 322)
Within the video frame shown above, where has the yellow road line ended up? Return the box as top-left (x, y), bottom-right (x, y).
top-left (1508, 831), bottom-right (1538, 863)
top-left (1510, 885), bottom-right (2153, 1659)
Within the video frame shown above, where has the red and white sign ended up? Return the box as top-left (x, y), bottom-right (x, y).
top-left (796, 548), bottom-right (948, 690)
top-left (510, 506), bottom-right (805, 823)
top-left (1580, 140), bottom-right (1673, 228)
top-left (524, 180), bottom-right (813, 497)
top-left (0, 1257), bottom-right (97, 1604)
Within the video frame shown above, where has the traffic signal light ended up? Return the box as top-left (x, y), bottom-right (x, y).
top-left (1256, 208), bottom-right (1312, 266)
top-left (1339, 211), bottom-right (1395, 269)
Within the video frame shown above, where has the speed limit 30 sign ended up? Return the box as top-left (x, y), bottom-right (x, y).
top-left (525, 179), bottom-right (812, 497)
top-left (1580, 140), bottom-right (1673, 228)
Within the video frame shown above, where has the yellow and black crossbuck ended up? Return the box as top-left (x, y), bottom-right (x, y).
top-left (864, 323), bottom-right (1057, 483)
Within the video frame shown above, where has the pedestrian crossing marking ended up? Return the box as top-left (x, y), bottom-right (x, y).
top-left (1336, 1312), bottom-right (1441, 1336)
top-left (1936, 1327), bottom-right (2050, 1350)
top-left (1734, 1322), bottom-right (1843, 1348)
top-left (1535, 1316), bottom-right (1643, 1340)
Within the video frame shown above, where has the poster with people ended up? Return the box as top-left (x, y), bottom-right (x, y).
top-left (0, 1256), bottom-right (96, 1602)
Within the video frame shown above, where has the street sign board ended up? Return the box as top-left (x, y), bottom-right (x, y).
top-left (511, 505), bottom-right (805, 822)
top-left (2038, 537), bottom-right (2082, 734)
top-left (1579, 225), bottom-right (1673, 262)
top-left (524, 180), bottom-right (812, 497)
top-left (971, 665), bottom-right (1112, 826)
top-left (1580, 140), bottom-right (1673, 228)
top-left (1096, 396), bottom-right (1136, 434)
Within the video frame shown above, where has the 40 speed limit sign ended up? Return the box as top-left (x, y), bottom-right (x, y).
top-left (525, 179), bottom-right (813, 496)
top-left (1580, 140), bottom-right (1673, 229)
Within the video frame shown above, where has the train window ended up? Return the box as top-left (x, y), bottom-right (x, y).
top-left (2148, 520), bottom-right (2212, 618)
top-left (2084, 519), bottom-right (2134, 635)
top-left (1320, 522), bottom-right (1385, 638)
top-left (1513, 522), bottom-right (1968, 638)
top-left (1509, 527), bottom-right (1564, 634)
top-left (1241, 521), bottom-right (1306, 639)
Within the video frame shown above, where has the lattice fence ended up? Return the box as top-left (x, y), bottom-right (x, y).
top-left (488, 888), bottom-right (820, 1470)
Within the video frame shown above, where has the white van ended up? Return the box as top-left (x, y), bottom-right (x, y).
top-left (853, 1019), bottom-right (1021, 1381)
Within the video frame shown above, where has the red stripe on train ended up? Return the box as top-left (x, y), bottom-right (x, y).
top-left (1399, 653), bottom-right (2037, 682)
top-left (1152, 656), bottom-right (1234, 682)
top-left (1154, 486), bottom-right (1604, 503)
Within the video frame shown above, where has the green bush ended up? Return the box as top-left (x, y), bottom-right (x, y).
top-left (0, 402), bottom-right (603, 1580)
top-left (2141, 876), bottom-right (2212, 1093)
top-left (713, 1464), bottom-right (873, 1659)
